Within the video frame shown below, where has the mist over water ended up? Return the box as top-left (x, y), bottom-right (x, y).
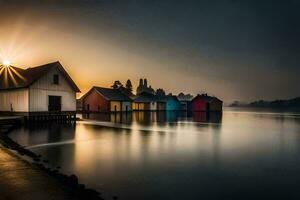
top-left (9, 108), bottom-right (300, 200)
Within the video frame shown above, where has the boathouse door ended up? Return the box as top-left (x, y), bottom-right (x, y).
top-left (48, 96), bottom-right (62, 112)
top-left (206, 102), bottom-right (210, 112)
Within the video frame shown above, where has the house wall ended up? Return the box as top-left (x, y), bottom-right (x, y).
top-left (121, 101), bottom-right (132, 111)
top-left (132, 102), bottom-right (138, 110)
top-left (210, 101), bottom-right (223, 111)
top-left (0, 88), bottom-right (29, 112)
top-left (29, 67), bottom-right (77, 112)
top-left (192, 98), bottom-right (207, 111)
top-left (187, 101), bottom-right (193, 111)
top-left (110, 101), bottom-right (121, 112)
top-left (166, 99), bottom-right (181, 111)
top-left (180, 101), bottom-right (187, 110)
top-left (157, 102), bottom-right (166, 111)
top-left (82, 89), bottom-right (109, 112)
top-left (133, 102), bottom-right (145, 110)
top-left (149, 102), bottom-right (157, 111)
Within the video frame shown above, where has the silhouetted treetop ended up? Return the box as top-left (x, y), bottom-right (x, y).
top-left (156, 88), bottom-right (166, 96)
top-left (111, 80), bottom-right (123, 89)
top-left (125, 79), bottom-right (133, 92)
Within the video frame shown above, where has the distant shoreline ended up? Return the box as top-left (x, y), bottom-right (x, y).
top-left (228, 97), bottom-right (300, 109)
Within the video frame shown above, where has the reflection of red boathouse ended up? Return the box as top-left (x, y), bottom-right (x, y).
top-left (192, 112), bottom-right (222, 123)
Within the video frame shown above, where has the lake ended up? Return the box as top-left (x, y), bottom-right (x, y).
top-left (9, 108), bottom-right (300, 200)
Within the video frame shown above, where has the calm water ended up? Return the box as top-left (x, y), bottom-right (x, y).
top-left (9, 108), bottom-right (300, 200)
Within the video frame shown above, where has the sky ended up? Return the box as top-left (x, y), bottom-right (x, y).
top-left (0, 0), bottom-right (299, 102)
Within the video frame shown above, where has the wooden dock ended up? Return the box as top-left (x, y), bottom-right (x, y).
top-left (27, 112), bottom-right (76, 122)
top-left (0, 111), bottom-right (76, 123)
top-left (0, 116), bottom-right (24, 134)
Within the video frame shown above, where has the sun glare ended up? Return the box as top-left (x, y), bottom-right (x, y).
top-left (3, 60), bottom-right (11, 67)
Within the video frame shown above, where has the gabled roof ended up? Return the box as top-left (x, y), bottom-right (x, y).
top-left (192, 94), bottom-right (223, 103)
top-left (134, 92), bottom-right (164, 103)
top-left (94, 87), bottom-right (132, 101)
top-left (0, 61), bottom-right (80, 92)
top-left (155, 95), bottom-right (180, 103)
top-left (166, 95), bottom-right (180, 102)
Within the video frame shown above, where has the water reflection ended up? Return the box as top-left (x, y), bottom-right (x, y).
top-left (82, 111), bottom-right (222, 124)
top-left (8, 109), bottom-right (300, 200)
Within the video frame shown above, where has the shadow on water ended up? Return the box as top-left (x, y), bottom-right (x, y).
top-left (12, 122), bottom-right (77, 146)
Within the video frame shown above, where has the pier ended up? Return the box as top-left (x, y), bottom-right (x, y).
top-left (26, 112), bottom-right (77, 122)
top-left (0, 116), bottom-right (24, 133)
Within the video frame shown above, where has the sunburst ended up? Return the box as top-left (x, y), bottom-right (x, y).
top-left (0, 60), bottom-right (26, 87)
top-left (3, 60), bottom-right (11, 66)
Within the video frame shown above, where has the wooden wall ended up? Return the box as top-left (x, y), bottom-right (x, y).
top-left (210, 101), bottom-right (223, 111)
top-left (149, 102), bottom-right (157, 111)
top-left (121, 101), bottom-right (132, 111)
top-left (29, 67), bottom-right (76, 112)
top-left (192, 99), bottom-right (207, 111)
top-left (0, 88), bottom-right (29, 112)
top-left (82, 89), bottom-right (109, 112)
top-left (110, 101), bottom-right (121, 112)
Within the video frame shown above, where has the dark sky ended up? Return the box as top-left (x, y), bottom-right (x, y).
top-left (0, 0), bottom-right (299, 102)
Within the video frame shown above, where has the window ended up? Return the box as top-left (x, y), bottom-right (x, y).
top-left (53, 74), bottom-right (59, 85)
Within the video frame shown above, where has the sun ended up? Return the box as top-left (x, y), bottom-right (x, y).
top-left (3, 60), bottom-right (11, 67)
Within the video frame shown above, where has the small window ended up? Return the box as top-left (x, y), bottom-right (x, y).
top-left (53, 74), bottom-right (59, 85)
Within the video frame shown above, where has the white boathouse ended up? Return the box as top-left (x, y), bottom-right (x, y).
top-left (0, 61), bottom-right (80, 120)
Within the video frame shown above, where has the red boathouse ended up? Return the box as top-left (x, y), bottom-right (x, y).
top-left (82, 87), bottom-right (132, 113)
top-left (192, 94), bottom-right (223, 112)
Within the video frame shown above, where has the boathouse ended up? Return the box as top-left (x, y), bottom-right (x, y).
top-left (177, 100), bottom-right (192, 111)
top-left (133, 92), bottom-right (166, 111)
top-left (177, 95), bottom-right (193, 111)
top-left (191, 94), bottom-right (223, 112)
top-left (82, 87), bottom-right (132, 112)
top-left (0, 61), bottom-right (80, 119)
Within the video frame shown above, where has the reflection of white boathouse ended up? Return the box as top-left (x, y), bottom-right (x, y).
top-left (0, 61), bottom-right (80, 120)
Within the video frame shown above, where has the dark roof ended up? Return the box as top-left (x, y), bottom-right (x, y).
top-left (94, 87), bottom-right (132, 101)
top-left (192, 94), bottom-right (223, 103)
top-left (0, 61), bottom-right (80, 92)
top-left (177, 95), bottom-right (194, 101)
top-left (134, 92), bottom-right (159, 103)
top-left (166, 95), bottom-right (180, 102)
top-left (155, 95), bottom-right (180, 102)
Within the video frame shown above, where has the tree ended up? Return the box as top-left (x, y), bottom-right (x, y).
top-left (156, 88), bottom-right (166, 96)
top-left (178, 92), bottom-right (185, 99)
top-left (111, 80), bottom-right (123, 89)
top-left (186, 94), bottom-right (194, 100)
top-left (125, 79), bottom-right (133, 93)
top-left (148, 86), bottom-right (155, 94)
top-left (177, 92), bottom-right (193, 100)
